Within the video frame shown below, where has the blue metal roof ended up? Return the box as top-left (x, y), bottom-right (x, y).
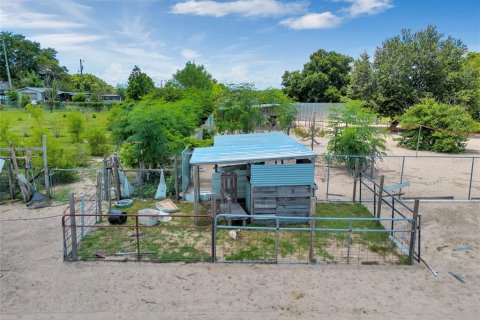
top-left (190, 132), bottom-right (317, 165)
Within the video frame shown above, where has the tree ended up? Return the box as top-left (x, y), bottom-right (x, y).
top-left (327, 100), bottom-right (386, 171)
top-left (0, 32), bottom-right (67, 87)
top-left (87, 127), bottom-right (108, 156)
top-left (44, 88), bottom-right (59, 112)
top-left (126, 66), bottom-right (155, 100)
top-left (68, 112), bottom-right (85, 142)
top-left (172, 61), bottom-right (214, 90)
top-left (72, 92), bottom-right (86, 102)
top-left (115, 84), bottom-right (127, 100)
top-left (282, 49), bottom-right (353, 102)
top-left (68, 73), bottom-right (114, 93)
top-left (217, 84), bottom-right (266, 134)
top-left (349, 26), bottom-right (479, 119)
top-left (398, 99), bottom-right (478, 153)
top-left (348, 52), bottom-right (376, 108)
top-left (20, 70), bottom-right (43, 87)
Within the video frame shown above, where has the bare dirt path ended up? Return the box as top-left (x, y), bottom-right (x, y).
top-left (1, 200), bottom-right (479, 319)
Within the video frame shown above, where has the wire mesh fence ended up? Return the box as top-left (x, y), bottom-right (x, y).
top-left (50, 168), bottom-right (99, 203)
top-left (319, 155), bottom-right (480, 202)
top-left (214, 214), bottom-right (415, 265)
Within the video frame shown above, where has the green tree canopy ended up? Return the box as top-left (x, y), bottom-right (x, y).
top-left (282, 49), bottom-right (353, 102)
top-left (1, 32), bottom-right (68, 88)
top-left (171, 61), bottom-right (214, 90)
top-left (398, 99), bottom-right (478, 153)
top-left (126, 66), bottom-right (155, 100)
top-left (349, 26), bottom-right (479, 120)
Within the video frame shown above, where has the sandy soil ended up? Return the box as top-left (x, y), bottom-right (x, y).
top-left (1, 200), bottom-right (479, 320)
top-left (1, 132), bottom-right (479, 319)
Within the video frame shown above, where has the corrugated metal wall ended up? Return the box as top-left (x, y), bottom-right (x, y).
top-left (295, 102), bottom-right (345, 121)
top-left (250, 164), bottom-right (315, 187)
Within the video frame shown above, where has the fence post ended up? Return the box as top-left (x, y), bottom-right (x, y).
top-left (408, 199), bottom-right (420, 265)
top-left (359, 173), bottom-right (362, 203)
top-left (42, 135), bottom-right (51, 198)
top-left (417, 214), bottom-right (422, 262)
top-left (352, 158), bottom-right (359, 202)
top-left (7, 161), bottom-right (14, 200)
top-left (174, 154), bottom-right (179, 201)
top-left (211, 193), bottom-right (216, 262)
top-left (376, 175), bottom-right (385, 218)
top-left (193, 165), bottom-right (200, 224)
top-left (399, 156), bottom-right (406, 198)
top-left (80, 194), bottom-right (85, 238)
top-left (135, 214), bottom-right (140, 259)
top-left (112, 154), bottom-right (121, 200)
top-left (102, 156), bottom-right (108, 200)
top-left (326, 158), bottom-right (331, 201)
top-left (275, 219), bottom-right (279, 263)
top-left (468, 157), bottom-right (475, 200)
top-left (96, 171), bottom-right (103, 222)
top-left (347, 220), bottom-right (352, 265)
top-left (69, 192), bottom-right (78, 261)
top-left (309, 197), bottom-right (316, 263)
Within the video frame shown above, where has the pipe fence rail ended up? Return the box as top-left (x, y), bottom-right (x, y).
top-left (62, 196), bottom-right (418, 265)
top-left (358, 172), bottom-right (421, 262)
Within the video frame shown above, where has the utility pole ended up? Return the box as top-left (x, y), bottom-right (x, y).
top-left (2, 36), bottom-right (13, 89)
top-left (79, 59), bottom-right (84, 91)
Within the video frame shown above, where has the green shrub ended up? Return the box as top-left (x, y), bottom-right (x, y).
top-left (399, 99), bottom-right (478, 153)
top-left (72, 92), bottom-right (86, 102)
top-left (67, 111), bottom-right (85, 142)
top-left (327, 100), bottom-right (386, 171)
top-left (87, 127), bottom-right (109, 156)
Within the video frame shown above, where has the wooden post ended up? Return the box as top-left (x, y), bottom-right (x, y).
top-left (408, 200), bottom-right (420, 265)
top-left (96, 171), bottom-right (103, 222)
top-left (102, 156), bottom-right (108, 200)
top-left (10, 144), bottom-right (29, 202)
top-left (7, 161), bottom-right (14, 200)
top-left (112, 154), bottom-right (121, 200)
top-left (376, 175), bottom-right (385, 218)
top-left (309, 197), bottom-right (316, 263)
top-left (174, 154), bottom-right (179, 201)
top-left (69, 192), bottom-right (78, 261)
top-left (42, 135), bottom-right (51, 198)
top-left (193, 165), bottom-right (200, 223)
top-left (352, 158), bottom-right (359, 203)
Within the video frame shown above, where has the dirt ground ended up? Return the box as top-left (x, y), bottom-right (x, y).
top-left (1, 200), bottom-right (479, 319)
top-left (1, 133), bottom-right (479, 319)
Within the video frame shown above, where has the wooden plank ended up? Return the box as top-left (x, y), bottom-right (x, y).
top-left (253, 208), bottom-right (276, 214)
top-left (276, 208), bottom-right (309, 215)
top-left (277, 186), bottom-right (312, 197)
top-left (277, 197), bottom-right (310, 205)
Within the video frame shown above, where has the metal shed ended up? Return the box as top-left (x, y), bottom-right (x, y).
top-left (190, 132), bottom-right (317, 221)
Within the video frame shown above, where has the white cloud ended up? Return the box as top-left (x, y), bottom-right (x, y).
top-left (30, 33), bottom-right (105, 51)
top-left (0, 1), bottom-right (85, 30)
top-left (171, 0), bottom-right (307, 18)
top-left (280, 12), bottom-right (342, 30)
top-left (339, 0), bottom-right (394, 17)
top-left (181, 49), bottom-right (201, 60)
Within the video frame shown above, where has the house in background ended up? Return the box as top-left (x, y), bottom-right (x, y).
top-left (0, 81), bottom-right (9, 103)
top-left (100, 93), bottom-right (122, 104)
top-left (19, 87), bottom-right (47, 102)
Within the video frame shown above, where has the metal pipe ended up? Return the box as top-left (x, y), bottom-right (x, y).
top-left (468, 157), bottom-right (475, 200)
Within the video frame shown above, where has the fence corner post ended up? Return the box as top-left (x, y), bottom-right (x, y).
top-left (174, 154), bottom-right (179, 201)
top-left (69, 192), bottom-right (78, 261)
top-left (352, 158), bottom-right (359, 203)
top-left (376, 175), bottom-right (385, 218)
top-left (409, 199), bottom-right (420, 265)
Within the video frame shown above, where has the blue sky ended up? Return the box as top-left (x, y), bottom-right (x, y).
top-left (1, 0), bottom-right (479, 88)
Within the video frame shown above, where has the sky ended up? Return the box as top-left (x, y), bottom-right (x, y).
top-left (1, 0), bottom-right (479, 88)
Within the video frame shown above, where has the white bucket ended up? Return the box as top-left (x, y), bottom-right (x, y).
top-left (138, 209), bottom-right (160, 226)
